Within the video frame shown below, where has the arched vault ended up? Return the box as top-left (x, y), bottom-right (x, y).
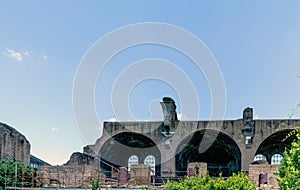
top-left (99, 132), bottom-right (161, 175)
top-left (255, 129), bottom-right (296, 163)
top-left (175, 129), bottom-right (241, 177)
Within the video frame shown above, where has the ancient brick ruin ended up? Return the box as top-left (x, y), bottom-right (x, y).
top-left (39, 152), bottom-right (106, 188)
top-left (80, 97), bottom-right (299, 187)
top-left (3, 97), bottom-right (298, 188)
top-left (0, 122), bottom-right (30, 165)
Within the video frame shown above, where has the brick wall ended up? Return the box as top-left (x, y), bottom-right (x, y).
top-left (40, 165), bottom-right (105, 188)
top-left (0, 122), bottom-right (30, 165)
top-left (248, 164), bottom-right (280, 190)
top-left (130, 164), bottom-right (150, 186)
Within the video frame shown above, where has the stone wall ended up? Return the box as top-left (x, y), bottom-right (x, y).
top-left (65, 152), bottom-right (99, 167)
top-left (40, 165), bottom-right (105, 188)
top-left (130, 164), bottom-right (150, 186)
top-left (91, 118), bottom-right (300, 176)
top-left (0, 122), bottom-right (30, 165)
top-left (39, 152), bottom-right (102, 188)
top-left (248, 164), bottom-right (280, 190)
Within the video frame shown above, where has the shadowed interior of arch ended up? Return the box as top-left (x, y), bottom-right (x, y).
top-left (175, 129), bottom-right (241, 177)
top-left (255, 129), bottom-right (296, 164)
top-left (99, 132), bottom-right (161, 176)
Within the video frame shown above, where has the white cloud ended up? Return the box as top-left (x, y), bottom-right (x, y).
top-left (3, 48), bottom-right (48, 64)
top-left (43, 55), bottom-right (48, 60)
top-left (254, 115), bottom-right (260, 120)
top-left (177, 113), bottom-right (189, 120)
top-left (108, 117), bottom-right (117, 122)
top-left (51, 127), bottom-right (59, 132)
top-left (6, 48), bottom-right (23, 62)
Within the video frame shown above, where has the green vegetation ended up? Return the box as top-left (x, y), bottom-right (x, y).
top-left (278, 127), bottom-right (300, 189)
top-left (92, 178), bottom-right (99, 190)
top-left (0, 159), bottom-right (36, 189)
top-left (165, 172), bottom-right (255, 190)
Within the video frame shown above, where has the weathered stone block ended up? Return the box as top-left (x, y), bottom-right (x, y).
top-left (118, 167), bottom-right (128, 186)
top-left (40, 165), bottom-right (106, 188)
top-left (249, 164), bottom-right (280, 190)
top-left (65, 152), bottom-right (98, 167)
top-left (130, 164), bottom-right (150, 186)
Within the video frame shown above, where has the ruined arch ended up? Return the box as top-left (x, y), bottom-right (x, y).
top-left (255, 129), bottom-right (295, 164)
top-left (99, 132), bottom-right (161, 176)
top-left (175, 129), bottom-right (241, 177)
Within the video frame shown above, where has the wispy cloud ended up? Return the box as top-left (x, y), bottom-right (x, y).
top-left (289, 74), bottom-right (300, 78)
top-left (6, 48), bottom-right (23, 62)
top-left (3, 48), bottom-right (48, 64)
top-left (108, 117), bottom-right (117, 122)
top-left (43, 55), bottom-right (48, 61)
top-left (177, 113), bottom-right (189, 120)
top-left (51, 127), bottom-right (59, 132)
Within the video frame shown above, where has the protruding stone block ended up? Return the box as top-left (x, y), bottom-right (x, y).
top-left (118, 167), bottom-right (128, 186)
top-left (130, 164), bottom-right (150, 186)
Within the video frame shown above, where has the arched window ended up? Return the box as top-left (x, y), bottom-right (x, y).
top-left (144, 155), bottom-right (155, 176)
top-left (271, 154), bottom-right (283, 165)
top-left (128, 155), bottom-right (138, 171)
top-left (254, 154), bottom-right (267, 161)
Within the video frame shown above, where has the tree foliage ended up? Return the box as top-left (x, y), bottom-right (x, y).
top-left (165, 172), bottom-right (255, 190)
top-left (278, 127), bottom-right (300, 189)
top-left (0, 159), bottom-right (36, 189)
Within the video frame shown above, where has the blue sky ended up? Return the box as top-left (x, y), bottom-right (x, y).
top-left (1, 1), bottom-right (300, 165)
